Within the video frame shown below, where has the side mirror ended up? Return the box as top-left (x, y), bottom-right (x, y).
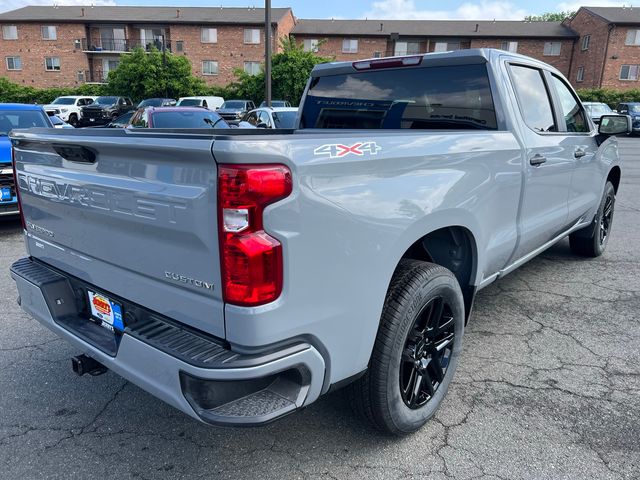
top-left (598, 115), bottom-right (632, 136)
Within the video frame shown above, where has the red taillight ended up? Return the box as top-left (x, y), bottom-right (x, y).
top-left (218, 164), bottom-right (292, 306)
top-left (11, 146), bottom-right (26, 231)
top-left (353, 55), bottom-right (422, 70)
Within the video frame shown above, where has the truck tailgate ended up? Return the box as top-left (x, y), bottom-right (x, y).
top-left (11, 129), bottom-right (225, 338)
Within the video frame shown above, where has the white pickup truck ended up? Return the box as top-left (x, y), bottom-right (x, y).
top-left (43, 96), bottom-right (96, 127)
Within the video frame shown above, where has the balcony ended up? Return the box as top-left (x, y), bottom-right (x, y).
top-left (81, 70), bottom-right (108, 84)
top-left (81, 38), bottom-right (172, 53)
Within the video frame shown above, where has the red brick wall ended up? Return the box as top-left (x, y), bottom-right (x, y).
top-left (601, 25), bottom-right (640, 90)
top-left (275, 10), bottom-right (296, 52)
top-left (294, 34), bottom-right (388, 61)
top-left (564, 9), bottom-right (610, 88)
top-left (469, 38), bottom-right (574, 76)
top-left (0, 22), bottom-right (89, 87)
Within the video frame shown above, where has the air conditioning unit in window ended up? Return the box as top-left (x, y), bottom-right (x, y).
top-left (76, 71), bottom-right (85, 82)
top-left (74, 39), bottom-right (81, 49)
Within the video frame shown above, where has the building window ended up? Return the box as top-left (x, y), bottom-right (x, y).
top-left (176, 40), bottom-right (184, 52)
top-left (5, 56), bottom-right (21, 70)
top-left (201, 28), bottom-right (217, 43)
top-left (394, 41), bottom-right (421, 56)
top-left (41, 25), bottom-right (57, 40)
top-left (619, 64), bottom-right (639, 81)
top-left (581, 35), bottom-right (590, 50)
top-left (543, 42), bottom-right (561, 56)
top-left (2, 25), bottom-right (17, 40)
top-left (625, 29), bottom-right (640, 46)
top-left (433, 41), bottom-right (460, 52)
top-left (244, 29), bottom-right (260, 44)
top-left (373, 51), bottom-right (382, 58)
top-left (45, 57), bottom-right (60, 71)
top-left (501, 41), bottom-right (518, 53)
top-left (303, 38), bottom-right (319, 52)
top-left (576, 66), bottom-right (584, 82)
top-left (244, 61), bottom-right (261, 75)
top-left (434, 42), bottom-right (449, 52)
top-left (202, 60), bottom-right (218, 75)
top-left (342, 38), bottom-right (358, 53)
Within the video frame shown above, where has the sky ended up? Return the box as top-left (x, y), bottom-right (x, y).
top-left (0, 0), bottom-right (634, 20)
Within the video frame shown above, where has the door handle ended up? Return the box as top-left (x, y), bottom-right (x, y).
top-left (529, 154), bottom-right (547, 166)
top-left (574, 148), bottom-right (586, 158)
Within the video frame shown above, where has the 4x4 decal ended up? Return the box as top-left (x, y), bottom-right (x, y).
top-left (314, 142), bottom-right (381, 158)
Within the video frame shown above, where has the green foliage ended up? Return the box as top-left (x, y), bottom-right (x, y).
top-left (106, 47), bottom-right (205, 102)
top-left (577, 88), bottom-right (640, 108)
top-left (0, 77), bottom-right (104, 104)
top-left (524, 11), bottom-right (574, 21)
top-left (223, 36), bottom-right (333, 106)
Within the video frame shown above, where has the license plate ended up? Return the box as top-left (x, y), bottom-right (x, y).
top-left (88, 290), bottom-right (124, 332)
top-left (89, 118), bottom-right (95, 122)
top-left (0, 187), bottom-right (11, 201)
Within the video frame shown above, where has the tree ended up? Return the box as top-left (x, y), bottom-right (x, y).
top-left (228, 36), bottom-right (332, 106)
top-left (106, 47), bottom-right (205, 101)
top-left (524, 11), bottom-right (575, 22)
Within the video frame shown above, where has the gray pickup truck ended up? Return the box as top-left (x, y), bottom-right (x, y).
top-left (9, 49), bottom-right (629, 435)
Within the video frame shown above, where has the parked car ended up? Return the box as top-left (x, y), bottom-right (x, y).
top-left (583, 102), bottom-right (614, 125)
top-left (217, 99), bottom-right (255, 123)
top-left (239, 107), bottom-right (298, 129)
top-left (615, 102), bottom-right (640, 135)
top-left (127, 106), bottom-right (230, 129)
top-left (79, 96), bottom-right (134, 127)
top-left (0, 103), bottom-right (51, 217)
top-left (49, 115), bottom-right (74, 129)
top-left (96, 111), bottom-right (135, 128)
top-left (176, 96), bottom-right (224, 111)
top-left (43, 96), bottom-right (95, 127)
top-left (9, 49), bottom-right (630, 435)
top-left (259, 100), bottom-right (292, 108)
top-left (137, 98), bottom-right (177, 108)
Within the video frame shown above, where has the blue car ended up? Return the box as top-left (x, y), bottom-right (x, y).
top-left (0, 104), bottom-right (52, 217)
top-left (616, 102), bottom-right (640, 135)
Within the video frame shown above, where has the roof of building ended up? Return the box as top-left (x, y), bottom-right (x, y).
top-left (581, 6), bottom-right (640, 24)
top-left (291, 19), bottom-right (577, 38)
top-left (0, 6), bottom-right (292, 24)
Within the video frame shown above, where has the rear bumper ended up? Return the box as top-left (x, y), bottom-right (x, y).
top-left (10, 257), bottom-right (325, 426)
top-left (0, 199), bottom-right (19, 216)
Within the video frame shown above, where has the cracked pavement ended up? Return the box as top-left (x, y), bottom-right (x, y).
top-left (0, 139), bottom-right (638, 479)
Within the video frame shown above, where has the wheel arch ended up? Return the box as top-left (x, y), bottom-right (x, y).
top-left (607, 165), bottom-right (621, 194)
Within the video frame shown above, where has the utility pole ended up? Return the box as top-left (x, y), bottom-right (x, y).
top-left (265, 0), bottom-right (272, 107)
top-left (162, 34), bottom-right (168, 99)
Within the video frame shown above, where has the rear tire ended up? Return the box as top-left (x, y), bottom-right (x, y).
top-left (569, 181), bottom-right (616, 258)
top-left (348, 260), bottom-right (465, 435)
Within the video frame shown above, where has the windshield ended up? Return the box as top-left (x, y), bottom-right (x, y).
top-left (177, 99), bottom-right (202, 106)
top-left (586, 104), bottom-right (612, 115)
top-left (0, 110), bottom-right (50, 135)
top-left (272, 111), bottom-right (297, 128)
top-left (94, 96), bottom-right (118, 105)
top-left (111, 112), bottom-right (134, 126)
top-left (261, 101), bottom-right (288, 107)
top-left (151, 111), bottom-right (229, 129)
top-left (51, 97), bottom-right (76, 105)
top-left (301, 64), bottom-right (497, 130)
top-left (221, 101), bottom-right (245, 109)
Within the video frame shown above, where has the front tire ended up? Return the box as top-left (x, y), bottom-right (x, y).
top-left (68, 113), bottom-right (78, 127)
top-left (348, 260), bottom-right (465, 435)
top-left (569, 181), bottom-right (616, 257)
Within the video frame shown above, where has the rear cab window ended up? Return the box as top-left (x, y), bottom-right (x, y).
top-left (300, 63), bottom-right (498, 130)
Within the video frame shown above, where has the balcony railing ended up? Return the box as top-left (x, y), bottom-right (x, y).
top-left (81, 70), bottom-right (108, 84)
top-left (81, 38), bottom-right (172, 53)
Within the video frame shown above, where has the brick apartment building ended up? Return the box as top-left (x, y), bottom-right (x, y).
top-left (0, 6), bottom-right (295, 87)
top-left (564, 6), bottom-right (640, 89)
top-left (0, 5), bottom-right (639, 91)
top-left (292, 19), bottom-right (576, 76)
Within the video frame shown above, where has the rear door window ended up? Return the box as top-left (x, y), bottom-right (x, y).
top-left (509, 65), bottom-right (557, 133)
top-left (300, 63), bottom-right (497, 130)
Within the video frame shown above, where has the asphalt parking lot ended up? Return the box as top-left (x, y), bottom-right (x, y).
top-left (0, 139), bottom-right (638, 480)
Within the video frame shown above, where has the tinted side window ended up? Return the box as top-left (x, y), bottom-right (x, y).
top-left (550, 75), bottom-right (588, 133)
top-left (301, 64), bottom-right (497, 130)
top-left (509, 65), bottom-right (556, 133)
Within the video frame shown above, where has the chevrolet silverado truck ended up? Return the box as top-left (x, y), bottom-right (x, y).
top-left (78, 96), bottom-right (134, 127)
top-left (9, 49), bottom-right (630, 435)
